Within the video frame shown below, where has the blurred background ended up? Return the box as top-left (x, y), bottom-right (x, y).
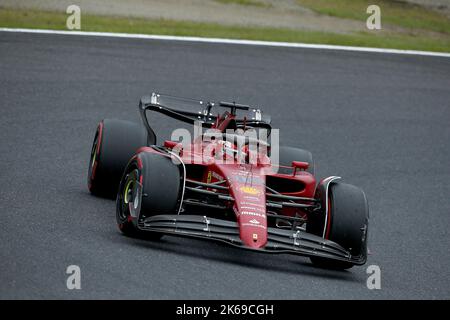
top-left (1, 0), bottom-right (449, 52)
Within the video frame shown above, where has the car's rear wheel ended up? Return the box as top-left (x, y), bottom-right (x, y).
top-left (276, 146), bottom-right (314, 175)
top-left (88, 119), bottom-right (148, 198)
top-left (307, 181), bottom-right (369, 270)
top-left (116, 152), bottom-right (182, 239)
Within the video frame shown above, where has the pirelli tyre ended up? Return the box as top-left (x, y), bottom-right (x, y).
top-left (308, 181), bottom-right (369, 270)
top-left (116, 152), bottom-right (182, 239)
top-left (88, 119), bottom-right (149, 198)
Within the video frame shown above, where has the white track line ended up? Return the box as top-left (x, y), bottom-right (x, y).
top-left (1, 27), bottom-right (449, 58)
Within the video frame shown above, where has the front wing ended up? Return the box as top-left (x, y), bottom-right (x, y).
top-left (137, 215), bottom-right (366, 265)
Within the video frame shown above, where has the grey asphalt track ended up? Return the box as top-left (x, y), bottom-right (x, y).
top-left (1, 32), bottom-right (449, 299)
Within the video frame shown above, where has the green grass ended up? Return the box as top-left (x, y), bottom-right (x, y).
top-left (297, 0), bottom-right (450, 34)
top-left (214, 0), bottom-right (271, 8)
top-left (0, 7), bottom-right (449, 52)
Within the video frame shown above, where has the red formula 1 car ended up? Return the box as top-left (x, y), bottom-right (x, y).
top-left (88, 93), bottom-right (369, 269)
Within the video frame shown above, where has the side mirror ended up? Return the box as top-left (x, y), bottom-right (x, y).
top-left (292, 161), bottom-right (309, 175)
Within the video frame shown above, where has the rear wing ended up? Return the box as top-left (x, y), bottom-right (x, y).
top-left (139, 93), bottom-right (272, 144)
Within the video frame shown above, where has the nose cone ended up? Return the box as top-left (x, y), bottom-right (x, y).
top-left (239, 218), bottom-right (267, 248)
top-left (221, 166), bottom-right (268, 249)
top-left (234, 185), bottom-right (267, 249)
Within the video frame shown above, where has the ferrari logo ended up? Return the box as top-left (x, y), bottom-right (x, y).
top-left (207, 171), bottom-right (212, 183)
top-left (240, 186), bottom-right (261, 195)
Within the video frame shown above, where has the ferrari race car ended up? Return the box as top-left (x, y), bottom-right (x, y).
top-left (87, 93), bottom-right (369, 269)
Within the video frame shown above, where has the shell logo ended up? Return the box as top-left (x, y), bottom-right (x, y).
top-left (239, 186), bottom-right (261, 195)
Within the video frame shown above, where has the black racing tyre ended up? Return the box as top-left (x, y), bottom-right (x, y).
top-left (116, 152), bottom-right (182, 239)
top-left (276, 146), bottom-right (314, 175)
top-left (88, 119), bottom-right (148, 198)
top-left (308, 182), bottom-right (369, 270)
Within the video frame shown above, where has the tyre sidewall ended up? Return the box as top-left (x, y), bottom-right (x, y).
top-left (327, 182), bottom-right (369, 258)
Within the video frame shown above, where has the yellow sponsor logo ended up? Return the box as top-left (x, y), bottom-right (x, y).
top-left (207, 171), bottom-right (212, 183)
top-left (240, 186), bottom-right (261, 195)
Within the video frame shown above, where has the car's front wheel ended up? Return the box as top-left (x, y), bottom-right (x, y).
top-left (307, 181), bottom-right (369, 270)
top-left (116, 151), bottom-right (182, 239)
